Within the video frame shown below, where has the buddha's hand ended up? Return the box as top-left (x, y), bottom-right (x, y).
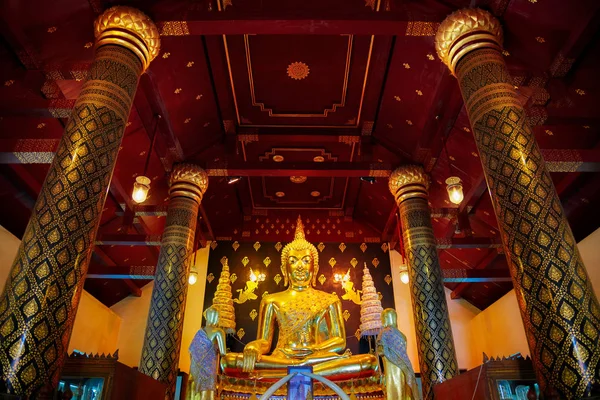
top-left (242, 341), bottom-right (262, 372)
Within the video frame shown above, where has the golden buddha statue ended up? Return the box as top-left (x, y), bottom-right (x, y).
top-left (221, 216), bottom-right (379, 380)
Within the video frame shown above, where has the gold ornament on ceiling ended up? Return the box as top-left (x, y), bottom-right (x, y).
top-left (290, 176), bottom-right (307, 184)
top-left (329, 257), bottom-right (337, 268)
top-left (318, 274), bottom-right (326, 285)
top-left (230, 273), bottom-right (237, 284)
top-left (250, 309), bottom-right (258, 321)
top-left (275, 242), bottom-right (283, 252)
top-left (232, 241), bottom-right (240, 251)
top-left (275, 191), bottom-right (285, 198)
top-left (236, 328), bottom-right (245, 340)
top-left (339, 243), bottom-right (347, 253)
top-left (242, 257), bottom-right (249, 267)
top-left (211, 241), bottom-right (218, 250)
top-left (384, 275), bottom-right (392, 285)
top-left (263, 257), bottom-right (271, 268)
top-left (273, 155), bottom-right (284, 162)
top-left (350, 258), bottom-right (358, 268)
top-left (360, 243), bottom-right (368, 253)
top-left (311, 191), bottom-right (321, 197)
top-left (343, 310), bottom-right (351, 322)
top-left (313, 156), bottom-right (325, 162)
top-left (318, 242), bottom-right (325, 252)
top-left (372, 258), bottom-right (380, 268)
top-left (253, 241), bottom-right (261, 251)
top-left (206, 273), bottom-right (215, 283)
top-left (274, 274), bottom-right (282, 285)
top-left (287, 61), bottom-right (310, 80)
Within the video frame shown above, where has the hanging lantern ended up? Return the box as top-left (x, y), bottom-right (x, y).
top-left (445, 176), bottom-right (464, 205)
top-left (400, 270), bottom-right (409, 284)
top-left (188, 265), bottom-right (198, 285)
top-left (132, 175), bottom-right (151, 204)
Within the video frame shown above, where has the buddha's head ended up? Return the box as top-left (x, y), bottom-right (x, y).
top-left (281, 216), bottom-right (319, 287)
top-left (203, 306), bottom-right (220, 327)
top-left (381, 308), bottom-right (397, 328)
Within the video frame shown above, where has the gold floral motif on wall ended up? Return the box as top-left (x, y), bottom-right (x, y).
top-left (275, 242), bottom-right (282, 252)
top-left (360, 243), bottom-right (367, 253)
top-left (242, 256), bottom-right (249, 267)
top-left (318, 274), bottom-right (326, 285)
top-left (318, 242), bottom-right (325, 252)
top-left (329, 257), bottom-right (336, 268)
top-left (232, 241), bottom-right (240, 251)
top-left (384, 275), bottom-right (392, 285)
top-left (253, 241), bottom-right (261, 251)
top-left (250, 309), bottom-right (258, 321)
top-left (237, 328), bottom-right (245, 340)
top-left (230, 273), bottom-right (237, 284)
top-left (350, 258), bottom-right (358, 268)
top-left (220, 256), bottom-right (228, 266)
top-left (263, 257), bottom-right (271, 268)
top-left (343, 310), bottom-right (351, 322)
top-left (339, 243), bottom-right (347, 253)
top-left (206, 273), bottom-right (215, 283)
top-left (372, 258), bottom-right (380, 268)
top-left (274, 274), bottom-right (282, 285)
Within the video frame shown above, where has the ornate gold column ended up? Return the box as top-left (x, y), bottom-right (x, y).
top-left (0, 7), bottom-right (159, 397)
top-left (388, 166), bottom-right (458, 399)
top-left (139, 164), bottom-right (208, 399)
top-left (436, 9), bottom-right (600, 398)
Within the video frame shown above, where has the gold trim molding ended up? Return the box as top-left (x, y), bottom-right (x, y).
top-left (169, 163), bottom-right (208, 202)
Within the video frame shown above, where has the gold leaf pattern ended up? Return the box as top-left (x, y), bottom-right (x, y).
top-left (318, 242), bottom-right (325, 252)
top-left (232, 241), bottom-right (240, 251)
top-left (206, 273), bottom-right (215, 283)
top-left (253, 241), bottom-right (261, 251)
top-left (274, 274), bottom-right (282, 285)
top-left (355, 329), bottom-right (361, 341)
top-left (381, 243), bottom-right (389, 253)
top-left (242, 256), bottom-right (249, 267)
top-left (372, 258), bottom-right (380, 268)
top-left (236, 328), bottom-right (245, 340)
top-left (263, 257), bottom-right (271, 268)
top-left (220, 256), bottom-right (228, 266)
top-left (329, 257), bottom-right (336, 268)
top-left (360, 243), bottom-right (367, 253)
top-left (343, 310), bottom-right (351, 322)
top-left (249, 309), bottom-right (258, 321)
top-left (318, 274), bottom-right (326, 285)
top-left (275, 242), bottom-right (283, 252)
top-left (230, 273), bottom-right (237, 284)
top-left (350, 258), bottom-right (358, 268)
top-left (210, 241), bottom-right (218, 250)
top-left (384, 275), bottom-right (392, 285)
top-left (339, 242), bottom-right (346, 253)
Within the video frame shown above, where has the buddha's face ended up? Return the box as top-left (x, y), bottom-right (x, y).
top-left (287, 248), bottom-right (313, 288)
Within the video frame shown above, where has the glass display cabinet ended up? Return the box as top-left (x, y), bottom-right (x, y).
top-left (434, 354), bottom-right (539, 400)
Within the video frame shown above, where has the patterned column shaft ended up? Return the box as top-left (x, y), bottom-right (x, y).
top-left (436, 9), bottom-right (600, 398)
top-left (0, 7), bottom-right (159, 397)
top-left (139, 164), bottom-right (208, 399)
top-left (389, 166), bottom-right (459, 399)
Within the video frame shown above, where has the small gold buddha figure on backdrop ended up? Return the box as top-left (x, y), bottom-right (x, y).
top-left (220, 216), bottom-right (379, 380)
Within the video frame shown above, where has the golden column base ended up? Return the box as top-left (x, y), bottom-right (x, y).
top-left (0, 6), bottom-right (159, 397)
top-left (139, 164), bottom-right (208, 400)
top-left (389, 166), bottom-right (459, 400)
top-left (436, 8), bottom-right (600, 398)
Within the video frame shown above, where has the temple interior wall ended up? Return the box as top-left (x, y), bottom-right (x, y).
top-left (0, 225), bottom-right (598, 374)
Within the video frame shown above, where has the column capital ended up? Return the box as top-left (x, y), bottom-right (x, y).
top-left (388, 165), bottom-right (429, 204)
top-left (435, 8), bottom-right (503, 75)
top-left (94, 6), bottom-right (161, 71)
top-left (169, 163), bottom-right (209, 202)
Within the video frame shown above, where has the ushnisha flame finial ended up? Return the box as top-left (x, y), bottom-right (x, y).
top-left (294, 215), bottom-right (306, 241)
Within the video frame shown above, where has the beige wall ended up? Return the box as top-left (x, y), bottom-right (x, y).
top-left (0, 225), bottom-right (21, 293)
top-left (579, 227), bottom-right (600, 297)
top-left (110, 246), bottom-right (211, 373)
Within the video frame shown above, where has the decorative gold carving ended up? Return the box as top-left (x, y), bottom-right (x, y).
top-left (94, 6), bottom-right (161, 71)
top-left (207, 273), bottom-right (215, 283)
top-left (230, 273), bottom-right (238, 284)
top-left (360, 243), bottom-right (367, 253)
top-left (318, 274), bottom-right (326, 285)
top-left (263, 257), bottom-right (271, 268)
top-left (341, 270), bottom-right (362, 305)
top-left (435, 8), bottom-right (503, 74)
top-left (232, 241), bottom-right (240, 251)
top-left (381, 243), bottom-right (389, 253)
top-left (242, 257), bottom-right (249, 267)
top-left (318, 242), bottom-right (325, 252)
top-left (275, 242), bottom-right (283, 252)
top-left (169, 163), bottom-right (208, 203)
top-left (157, 21), bottom-right (190, 36)
top-left (343, 310), bottom-right (351, 322)
top-left (355, 329), bottom-right (362, 341)
top-left (233, 275), bottom-right (259, 304)
top-left (384, 275), bottom-right (392, 285)
top-left (274, 274), bottom-right (282, 285)
top-left (253, 241), bottom-right (261, 251)
top-left (237, 328), bottom-right (246, 340)
top-left (406, 21), bottom-right (440, 36)
top-left (250, 309), bottom-right (258, 321)
top-left (290, 176), bottom-right (307, 184)
top-left (372, 258), bottom-right (380, 268)
top-left (350, 258), bottom-right (359, 268)
top-left (339, 243), bottom-right (347, 253)
top-left (210, 241), bottom-right (218, 250)
top-left (329, 257), bottom-right (337, 268)
top-left (287, 62), bottom-right (310, 80)
top-left (388, 165), bottom-right (430, 204)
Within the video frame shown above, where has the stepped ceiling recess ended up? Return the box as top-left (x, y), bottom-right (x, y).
top-left (0, 0), bottom-right (599, 309)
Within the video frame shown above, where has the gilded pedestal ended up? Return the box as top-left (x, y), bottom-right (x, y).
top-left (139, 164), bottom-right (208, 399)
top-left (388, 166), bottom-right (458, 399)
top-left (0, 7), bottom-right (159, 397)
top-left (436, 9), bottom-right (600, 398)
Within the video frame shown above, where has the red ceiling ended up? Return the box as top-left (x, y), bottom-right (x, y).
top-left (0, 0), bottom-right (599, 309)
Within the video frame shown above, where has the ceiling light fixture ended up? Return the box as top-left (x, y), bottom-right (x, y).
top-left (443, 128), bottom-right (464, 205)
top-left (227, 176), bottom-right (242, 184)
top-left (188, 265), bottom-right (198, 285)
top-left (132, 114), bottom-right (160, 204)
top-left (273, 155), bottom-right (284, 162)
top-left (360, 176), bottom-right (376, 184)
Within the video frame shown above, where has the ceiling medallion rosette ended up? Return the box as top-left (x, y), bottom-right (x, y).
top-left (290, 176), bottom-right (307, 184)
top-left (287, 61), bottom-right (310, 80)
